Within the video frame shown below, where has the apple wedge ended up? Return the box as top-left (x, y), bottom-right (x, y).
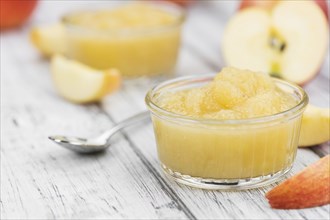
top-left (223, 1), bottom-right (329, 85)
top-left (266, 155), bottom-right (330, 209)
top-left (51, 55), bottom-right (121, 104)
top-left (30, 23), bottom-right (66, 57)
top-left (299, 105), bottom-right (330, 147)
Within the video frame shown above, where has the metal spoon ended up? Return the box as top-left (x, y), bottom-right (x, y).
top-left (48, 111), bottom-right (150, 153)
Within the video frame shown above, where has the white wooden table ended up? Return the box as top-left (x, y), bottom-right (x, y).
top-left (1, 1), bottom-right (329, 219)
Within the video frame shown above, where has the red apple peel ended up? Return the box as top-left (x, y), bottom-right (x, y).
top-left (266, 155), bottom-right (330, 209)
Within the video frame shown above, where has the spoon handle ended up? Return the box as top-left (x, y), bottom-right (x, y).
top-left (115, 111), bottom-right (150, 131)
top-left (98, 111), bottom-right (150, 142)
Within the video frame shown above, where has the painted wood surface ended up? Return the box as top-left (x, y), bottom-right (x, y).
top-left (1, 1), bottom-right (329, 219)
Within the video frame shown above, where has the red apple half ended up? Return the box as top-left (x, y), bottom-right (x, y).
top-left (0, 0), bottom-right (38, 30)
top-left (222, 1), bottom-right (329, 85)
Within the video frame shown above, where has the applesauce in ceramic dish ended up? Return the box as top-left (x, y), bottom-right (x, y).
top-left (62, 3), bottom-right (184, 78)
top-left (146, 67), bottom-right (308, 189)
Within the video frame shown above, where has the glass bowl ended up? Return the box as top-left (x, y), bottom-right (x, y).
top-left (145, 74), bottom-right (308, 190)
top-left (62, 2), bottom-right (185, 78)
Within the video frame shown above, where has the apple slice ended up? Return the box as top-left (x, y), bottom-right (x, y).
top-left (222, 1), bottom-right (329, 85)
top-left (30, 23), bottom-right (66, 57)
top-left (266, 155), bottom-right (330, 209)
top-left (51, 55), bottom-right (121, 104)
top-left (299, 105), bottom-right (330, 147)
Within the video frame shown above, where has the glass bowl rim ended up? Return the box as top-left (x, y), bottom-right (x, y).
top-left (145, 73), bottom-right (309, 125)
top-left (61, 1), bottom-right (185, 36)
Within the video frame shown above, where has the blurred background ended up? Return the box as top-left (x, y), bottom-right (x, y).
top-left (1, 0), bottom-right (329, 105)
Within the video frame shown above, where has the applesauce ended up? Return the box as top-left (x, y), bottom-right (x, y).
top-left (146, 67), bottom-right (308, 189)
top-left (62, 3), bottom-right (184, 77)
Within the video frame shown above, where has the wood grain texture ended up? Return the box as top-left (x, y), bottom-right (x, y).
top-left (0, 32), bottom-right (190, 220)
top-left (1, 1), bottom-right (329, 219)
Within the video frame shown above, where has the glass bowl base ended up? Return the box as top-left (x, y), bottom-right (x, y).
top-left (161, 164), bottom-right (292, 190)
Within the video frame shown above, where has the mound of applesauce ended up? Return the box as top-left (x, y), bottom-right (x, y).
top-left (152, 67), bottom-right (301, 180)
top-left (159, 67), bottom-right (297, 119)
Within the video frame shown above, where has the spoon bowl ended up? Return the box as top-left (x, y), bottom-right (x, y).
top-left (49, 111), bottom-right (150, 153)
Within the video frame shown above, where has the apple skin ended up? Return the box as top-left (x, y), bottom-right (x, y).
top-left (314, 0), bottom-right (329, 18)
top-left (266, 155), bottom-right (330, 209)
top-left (239, 0), bottom-right (278, 10)
top-left (239, 0), bottom-right (329, 19)
top-left (161, 0), bottom-right (193, 7)
top-left (0, 0), bottom-right (38, 30)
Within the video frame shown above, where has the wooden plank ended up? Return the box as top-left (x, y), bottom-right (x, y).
top-left (0, 32), bottom-right (191, 219)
